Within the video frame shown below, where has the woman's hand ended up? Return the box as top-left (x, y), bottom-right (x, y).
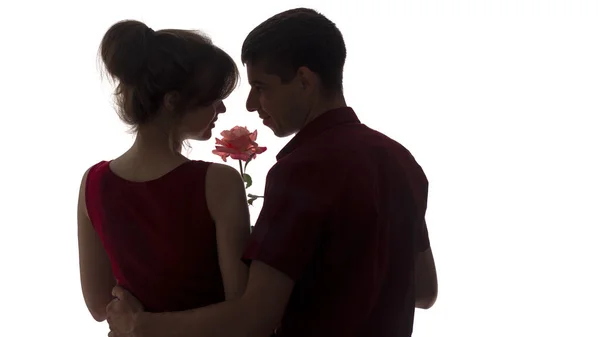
top-left (106, 286), bottom-right (144, 337)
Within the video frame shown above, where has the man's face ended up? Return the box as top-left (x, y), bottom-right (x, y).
top-left (245, 63), bottom-right (309, 138)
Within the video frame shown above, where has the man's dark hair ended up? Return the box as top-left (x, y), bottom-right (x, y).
top-left (241, 8), bottom-right (347, 95)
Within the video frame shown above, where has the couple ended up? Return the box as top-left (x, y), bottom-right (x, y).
top-left (77, 8), bottom-right (438, 337)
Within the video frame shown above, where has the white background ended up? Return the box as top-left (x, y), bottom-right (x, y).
top-left (0, 0), bottom-right (598, 336)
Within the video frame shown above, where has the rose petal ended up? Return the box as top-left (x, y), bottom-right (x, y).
top-left (215, 138), bottom-right (229, 146)
top-left (249, 130), bottom-right (258, 141)
top-left (231, 138), bottom-right (255, 151)
top-left (230, 152), bottom-right (253, 161)
top-left (214, 146), bottom-right (242, 154)
top-left (253, 146), bottom-right (267, 154)
top-left (225, 126), bottom-right (250, 140)
top-left (215, 126), bottom-right (266, 160)
top-left (211, 149), bottom-right (230, 162)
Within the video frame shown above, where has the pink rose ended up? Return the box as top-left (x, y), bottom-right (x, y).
top-left (212, 126), bottom-right (267, 162)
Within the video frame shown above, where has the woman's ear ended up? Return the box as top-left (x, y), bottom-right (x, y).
top-left (163, 92), bottom-right (180, 112)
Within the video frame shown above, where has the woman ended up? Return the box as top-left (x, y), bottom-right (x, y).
top-left (76, 20), bottom-right (250, 321)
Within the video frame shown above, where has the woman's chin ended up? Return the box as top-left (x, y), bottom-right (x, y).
top-left (184, 133), bottom-right (209, 142)
top-left (198, 128), bottom-right (212, 140)
top-left (184, 125), bottom-right (214, 141)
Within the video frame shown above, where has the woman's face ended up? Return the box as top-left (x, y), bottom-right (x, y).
top-left (178, 100), bottom-right (226, 141)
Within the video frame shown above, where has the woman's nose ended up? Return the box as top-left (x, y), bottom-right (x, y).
top-left (215, 101), bottom-right (226, 114)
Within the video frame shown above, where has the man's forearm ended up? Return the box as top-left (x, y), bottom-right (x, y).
top-left (136, 298), bottom-right (266, 337)
top-left (414, 248), bottom-right (438, 310)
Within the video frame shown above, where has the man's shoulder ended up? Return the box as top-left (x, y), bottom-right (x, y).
top-left (265, 144), bottom-right (348, 189)
top-left (267, 152), bottom-right (335, 181)
top-left (268, 123), bottom-right (412, 177)
top-left (328, 123), bottom-right (409, 157)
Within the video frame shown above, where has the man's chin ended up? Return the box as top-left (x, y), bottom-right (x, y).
top-left (269, 123), bottom-right (299, 138)
top-left (272, 128), bottom-right (295, 138)
top-left (266, 125), bottom-right (282, 137)
top-left (263, 120), bottom-right (286, 138)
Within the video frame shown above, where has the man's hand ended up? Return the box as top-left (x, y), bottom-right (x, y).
top-left (106, 286), bottom-right (144, 337)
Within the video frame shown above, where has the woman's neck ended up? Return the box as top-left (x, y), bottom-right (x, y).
top-left (133, 125), bottom-right (182, 154)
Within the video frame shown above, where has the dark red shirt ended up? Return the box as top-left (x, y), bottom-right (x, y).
top-left (243, 108), bottom-right (430, 337)
top-left (85, 160), bottom-right (225, 313)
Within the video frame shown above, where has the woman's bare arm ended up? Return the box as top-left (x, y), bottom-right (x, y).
top-left (77, 168), bottom-right (116, 321)
top-left (206, 163), bottom-right (251, 300)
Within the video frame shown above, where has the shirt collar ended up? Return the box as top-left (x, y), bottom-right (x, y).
top-left (276, 107), bottom-right (360, 161)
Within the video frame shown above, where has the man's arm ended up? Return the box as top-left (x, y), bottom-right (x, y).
top-left (415, 247), bottom-right (437, 309)
top-left (129, 162), bottom-right (329, 337)
top-left (135, 260), bottom-right (294, 337)
top-left (109, 162), bottom-right (328, 337)
top-left (413, 215), bottom-right (437, 310)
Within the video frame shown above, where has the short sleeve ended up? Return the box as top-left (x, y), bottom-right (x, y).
top-left (242, 161), bottom-right (333, 281)
top-left (415, 165), bottom-right (430, 253)
top-left (415, 219), bottom-right (431, 253)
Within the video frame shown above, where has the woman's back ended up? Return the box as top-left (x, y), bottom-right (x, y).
top-left (85, 160), bottom-right (225, 312)
top-left (78, 19), bottom-right (249, 322)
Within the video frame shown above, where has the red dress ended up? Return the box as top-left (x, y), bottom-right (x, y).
top-left (85, 160), bottom-right (225, 312)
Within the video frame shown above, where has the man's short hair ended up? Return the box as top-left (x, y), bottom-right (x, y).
top-left (241, 8), bottom-right (347, 95)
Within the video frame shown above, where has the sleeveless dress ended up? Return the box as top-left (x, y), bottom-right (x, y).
top-left (85, 160), bottom-right (225, 312)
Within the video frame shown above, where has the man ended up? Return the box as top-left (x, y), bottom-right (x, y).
top-left (106, 8), bottom-right (438, 337)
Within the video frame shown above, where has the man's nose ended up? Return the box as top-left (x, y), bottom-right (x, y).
top-left (246, 90), bottom-right (258, 112)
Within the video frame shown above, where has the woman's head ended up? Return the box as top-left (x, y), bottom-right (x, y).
top-left (100, 20), bottom-right (239, 143)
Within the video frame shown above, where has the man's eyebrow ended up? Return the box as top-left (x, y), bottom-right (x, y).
top-left (249, 80), bottom-right (267, 86)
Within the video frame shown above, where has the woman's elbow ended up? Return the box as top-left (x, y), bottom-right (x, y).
top-left (83, 297), bottom-right (108, 322)
top-left (89, 307), bottom-right (107, 322)
top-left (81, 285), bottom-right (114, 322)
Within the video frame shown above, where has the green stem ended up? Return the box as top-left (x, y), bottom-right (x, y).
top-left (238, 160), bottom-right (244, 178)
top-left (244, 157), bottom-right (252, 172)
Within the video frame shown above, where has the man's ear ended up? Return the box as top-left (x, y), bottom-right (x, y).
top-left (163, 92), bottom-right (180, 112)
top-left (296, 66), bottom-right (318, 93)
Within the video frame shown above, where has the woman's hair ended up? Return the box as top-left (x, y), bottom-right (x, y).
top-left (99, 20), bottom-right (239, 131)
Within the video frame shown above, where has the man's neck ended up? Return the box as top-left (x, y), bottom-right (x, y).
top-left (303, 95), bottom-right (347, 127)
